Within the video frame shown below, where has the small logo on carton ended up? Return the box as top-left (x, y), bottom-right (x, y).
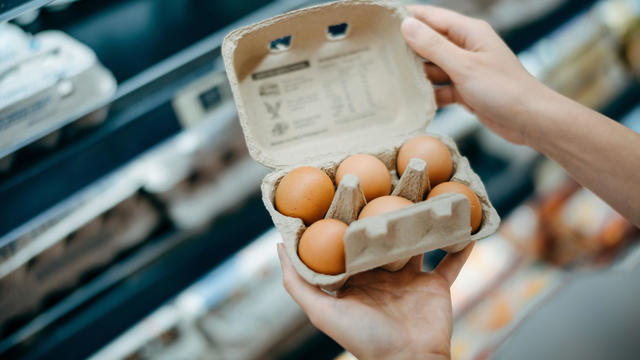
top-left (271, 122), bottom-right (289, 136)
top-left (264, 101), bottom-right (282, 120)
top-left (259, 82), bottom-right (280, 97)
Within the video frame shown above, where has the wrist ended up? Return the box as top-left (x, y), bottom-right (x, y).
top-left (518, 81), bottom-right (569, 151)
top-left (357, 342), bottom-right (450, 360)
top-left (374, 349), bottom-right (450, 360)
top-left (403, 338), bottom-right (451, 360)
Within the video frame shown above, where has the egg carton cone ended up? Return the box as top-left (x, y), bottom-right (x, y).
top-left (222, 0), bottom-right (500, 290)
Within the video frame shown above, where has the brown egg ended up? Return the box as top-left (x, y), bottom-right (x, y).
top-left (397, 135), bottom-right (453, 186)
top-left (427, 182), bottom-right (482, 233)
top-left (298, 219), bottom-right (347, 275)
top-left (358, 195), bottom-right (414, 219)
top-left (275, 166), bottom-right (335, 225)
top-left (335, 154), bottom-right (391, 202)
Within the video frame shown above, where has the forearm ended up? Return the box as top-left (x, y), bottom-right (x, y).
top-left (525, 85), bottom-right (640, 227)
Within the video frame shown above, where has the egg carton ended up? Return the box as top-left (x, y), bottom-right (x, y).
top-left (262, 133), bottom-right (499, 289)
top-left (223, 0), bottom-right (500, 290)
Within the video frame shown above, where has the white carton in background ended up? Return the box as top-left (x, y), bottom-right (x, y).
top-left (223, 0), bottom-right (500, 290)
top-left (0, 29), bottom-right (116, 158)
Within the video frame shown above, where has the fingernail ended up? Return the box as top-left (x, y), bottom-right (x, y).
top-left (401, 17), bottom-right (422, 41)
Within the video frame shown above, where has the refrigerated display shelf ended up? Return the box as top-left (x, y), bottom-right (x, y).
top-left (1, 194), bottom-right (272, 360)
top-left (0, 223), bottom-right (177, 353)
top-left (1, 0), bottom-right (284, 165)
top-left (0, 126), bottom-right (264, 357)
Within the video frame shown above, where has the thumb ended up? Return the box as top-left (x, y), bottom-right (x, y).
top-left (401, 17), bottom-right (467, 76)
top-left (434, 241), bottom-right (475, 286)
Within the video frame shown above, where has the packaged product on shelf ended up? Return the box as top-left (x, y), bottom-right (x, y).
top-left (88, 305), bottom-right (210, 360)
top-left (517, 5), bottom-right (632, 109)
top-left (0, 22), bottom-right (32, 66)
top-left (538, 186), bottom-right (638, 265)
top-left (143, 117), bottom-right (267, 229)
top-left (0, 192), bottom-right (161, 336)
top-left (501, 160), bottom-right (638, 266)
top-left (194, 230), bottom-right (307, 359)
top-left (89, 229), bottom-right (307, 360)
top-left (0, 27), bottom-right (116, 161)
top-left (596, 0), bottom-right (640, 75)
top-left (222, 0), bottom-right (500, 290)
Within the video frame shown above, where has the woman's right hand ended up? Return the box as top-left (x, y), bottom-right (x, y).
top-left (401, 5), bottom-right (640, 227)
top-left (401, 5), bottom-right (559, 146)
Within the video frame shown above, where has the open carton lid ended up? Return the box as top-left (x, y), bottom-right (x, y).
top-left (222, 0), bottom-right (435, 169)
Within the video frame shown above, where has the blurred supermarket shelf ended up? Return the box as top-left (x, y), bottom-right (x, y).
top-left (0, 229), bottom-right (189, 356)
top-left (0, 193), bottom-right (274, 359)
top-left (493, 263), bottom-right (640, 359)
top-left (0, 0), bottom-right (312, 237)
top-left (0, 0), bottom-right (305, 164)
top-left (84, 229), bottom-right (342, 360)
top-left (0, 82), bottom-right (240, 266)
top-left (0, 92), bottom-right (268, 357)
top-left (88, 229), bottom-right (308, 360)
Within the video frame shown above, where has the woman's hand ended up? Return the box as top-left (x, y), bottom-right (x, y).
top-left (278, 242), bottom-right (474, 360)
top-left (401, 5), bottom-right (556, 145)
top-left (401, 5), bottom-right (640, 226)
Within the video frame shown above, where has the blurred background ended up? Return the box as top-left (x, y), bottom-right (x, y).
top-left (0, 0), bottom-right (638, 359)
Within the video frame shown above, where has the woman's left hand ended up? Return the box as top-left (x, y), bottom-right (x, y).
top-left (277, 242), bottom-right (474, 360)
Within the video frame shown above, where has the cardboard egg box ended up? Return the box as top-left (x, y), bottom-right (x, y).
top-left (223, 0), bottom-right (500, 290)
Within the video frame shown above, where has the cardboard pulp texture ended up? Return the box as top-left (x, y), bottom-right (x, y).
top-left (223, 0), bottom-right (500, 290)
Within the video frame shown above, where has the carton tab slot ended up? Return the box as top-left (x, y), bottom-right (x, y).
top-left (327, 23), bottom-right (349, 40)
top-left (269, 35), bottom-right (292, 52)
